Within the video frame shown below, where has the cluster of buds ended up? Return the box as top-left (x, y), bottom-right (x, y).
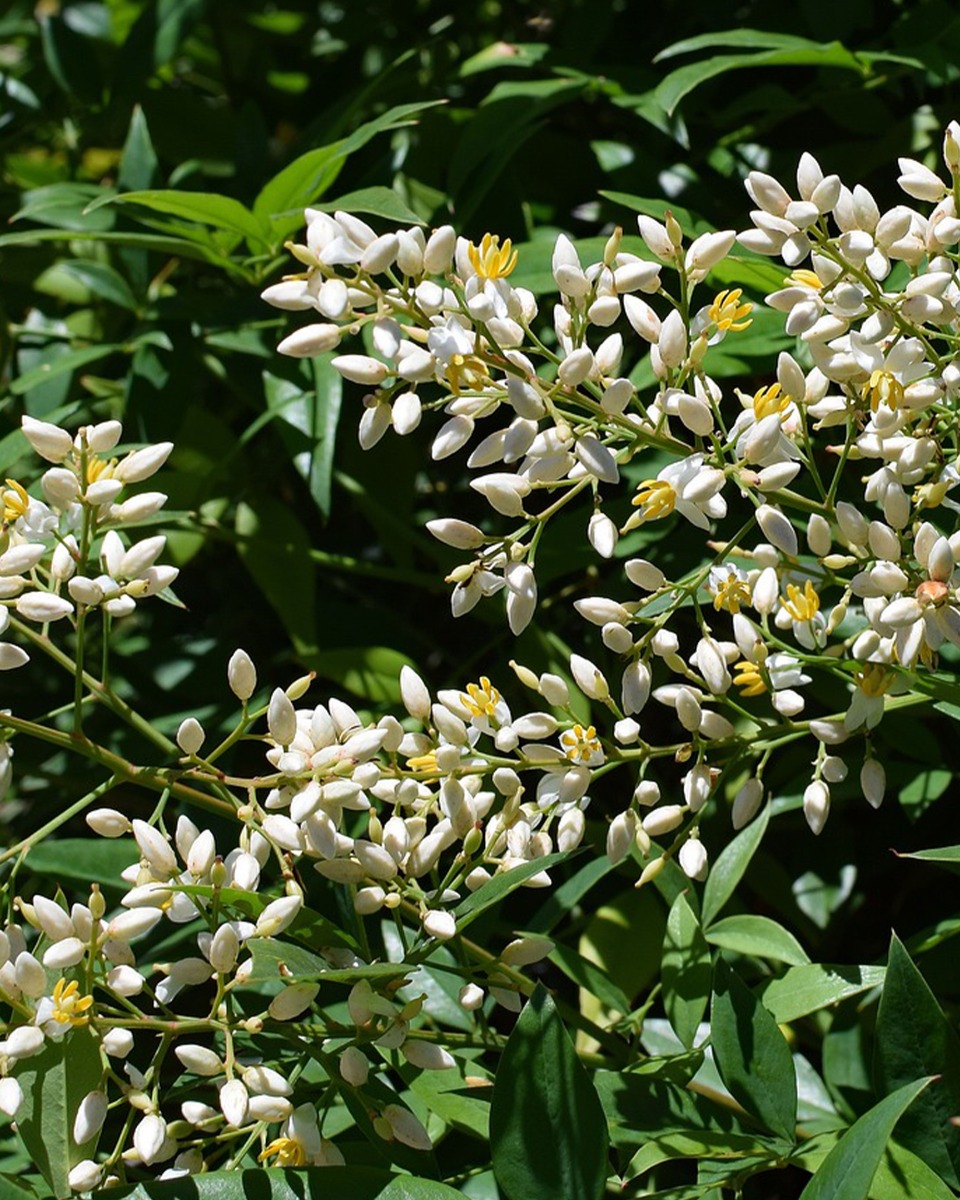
top-left (262, 121), bottom-right (960, 862)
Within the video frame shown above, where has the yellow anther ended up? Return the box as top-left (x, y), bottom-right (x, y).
top-left (2, 479), bottom-right (29, 524)
top-left (780, 581), bottom-right (821, 622)
top-left (733, 661), bottom-right (766, 697)
top-left (444, 353), bottom-right (489, 396)
top-left (861, 369), bottom-right (904, 413)
top-left (50, 978), bottom-right (94, 1026)
top-left (87, 457), bottom-right (117, 484)
top-left (462, 677), bottom-right (500, 719)
top-left (854, 662), bottom-right (895, 698)
top-left (259, 1137), bottom-right (307, 1167)
top-left (406, 751), bottom-right (439, 774)
top-left (708, 288), bottom-right (753, 333)
top-left (914, 480), bottom-right (950, 511)
top-left (785, 269), bottom-right (823, 290)
top-left (466, 234), bottom-right (519, 281)
top-left (752, 382), bottom-right (792, 421)
top-left (712, 572), bottom-right (752, 614)
top-left (560, 724), bottom-right (602, 763)
top-left (632, 479), bottom-right (677, 520)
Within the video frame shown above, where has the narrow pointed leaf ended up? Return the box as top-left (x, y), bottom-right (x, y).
top-left (662, 892), bottom-right (712, 1048)
top-left (491, 986), bottom-right (608, 1200)
top-left (701, 804), bottom-right (769, 927)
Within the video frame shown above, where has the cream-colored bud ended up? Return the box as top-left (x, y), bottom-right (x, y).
top-left (227, 649), bottom-right (257, 701)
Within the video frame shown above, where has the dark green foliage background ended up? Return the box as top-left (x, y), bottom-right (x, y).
top-left (4, 1), bottom-right (960, 1196)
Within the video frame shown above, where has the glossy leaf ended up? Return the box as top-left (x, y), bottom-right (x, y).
top-left (705, 915), bottom-right (809, 966)
top-left (453, 851), bottom-right (571, 930)
top-left (701, 804), bottom-right (769, 927)
top-left (711, 957), bottom-right (797, 1142)
top-left (247, 937), bottom-right (408, 985)
top-left (798, 1078), bottom-right (933, 1200)
top-left (490, 986), bottom-right (608, 1200)
top-left (874, 934), bottom-right (960, 1187)
top-left (662, 892), bottom-right (712, 1048)
top-left (112, 1168), bottom-right (464, 1200)
top-left (96, 190), bottom-right (268, 246)
top-left (760, 964), bottom-right (885, 1024)
top-left (14, 1028), bottom-right (103, 1199)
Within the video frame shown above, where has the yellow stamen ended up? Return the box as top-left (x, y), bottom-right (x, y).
top-left (631, 479), bottom-right (676, 520)
top-left (2, 479), bottom-right (30, 524)
top-left (259, 1137), bottom-right (307, 1167)
top-left (560, 724), bottom-right (602, 763)
top-left (712, 572), bottom-right (752, 615)
top-left (87, 457), bottom-right (117, 484)
top-left (462, 677), bottom-right (500, 719)
top-left (854, 662), bottom-right (895, 698)
top-left (785, 269), bottom-right (823, 290)
top-left (406, 751), bottom-right (438, 773)
top-left (752, 382), bottom-right (792, 421)
top-left (466, 233), bottom-right (518, 280)
top-left (733, 661), bottom-right (766, 697)
top-left (780, 581), bottom-right (820, 623)
top-left (444, 353), bottom-right (489, 396)
top-left (708, 288), bottom-right (753, 333)
top-left (50, 978), bottom-right (94, 1026)
top-left (861, 369), bottom-right (904, 413)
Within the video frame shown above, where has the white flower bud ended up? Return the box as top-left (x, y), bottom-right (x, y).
top-left (382, 1103), bottom-right (432, 1150)
top-left (133, 819), bottom-right (178, 877)
top-left (0, 1077), bottom-right (22, 1118)
top-left (570, 653), bottom-right (609, 701)
top-left (134, 1113), bottom-right (167, 1165)
top-left (401, 1040), bottom-right (456, 1071)
top-left (6, 1025), bottom-right (44, 1059)
top-left (15, 951), bottom-right (47, 997)
top-left (42, 937), bottom-right (85, 969)
top-left (732, 779), bottom-right (764, 829)
top-left (74, 1090), bottom-right (108, 1145)
top-left (587, 511), bottom-right (618, 558)
top-left (806, 513), bottom-right (832, 556)
top-left (267, 688), bottom-right (297, 746)
top-left (539, 673), bottom-right (569, 706)
top-left (861, 758), bottom-right (886, 809)
top-left (836, 501), bottom-right (868, 546)
top-left (268, 983), bottom-right (319, 1021)
top-left (423, 910), bottom-right (456, 941)
top-left (176, 717), bottom-right (205, 756)
top-left (642, 805), bottom-right (685, 837)
top-left (219, 1078), bottom-right (250, 1128)
top-left (21, 416), bottom-right (72, 462)
top-left (228, 649), bottom-right (257, 701)
top-left (339, 1046), bottom-right (369, 1086)
top-left (658, 309), bottom-right (687, 368)
top-left (106, 965), bottom-right (144, 996)
top-left (675, 687), bottom-right (702, 732)
top-left (399, 666), bottom-right (431, 721)
top-left (255, 895), bottom-right (302, 938)
top-left (68, 1161), bottom-right (102, 1191)
top-left (756, 505), bottom-right (798, 557)
top-left (459, 983), bottom-right (485, 1011)
top-left (209, 923), bottom-right (240, 974)
top-left (607, 810), bottom-right (638, 863)
top-left (175, 1044), bottom-right (223, 1076)
top-left (426, 518), bottom-right (485, 549)
top-left (803, 780), bottom-right (830, 835)
top-left (621, 660), bottom-right (651, 714)
top-left (678, 837), bottom-right (708, 881)
top-left (103, 1027), bottom-right (134, 1057)
top-left (115, 442), bottom-right (173, 483)
top-left (558, 807), bottom-right (586, 851)
top-left (331, 355), bottom-right (389, 385)
top-left (15, 592), bottom-right (73, 622)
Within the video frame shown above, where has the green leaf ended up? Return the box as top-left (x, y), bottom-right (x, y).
top-left (235, 497), bottom-right (317, 654)
top-left (310, 353), bottom-right (342, 518)
top-left (304, 646), bottom-right (415, 705)
top-left (760, 964), bottom-right (885, 1025)
top-left (798, 1078), bottom-right (934, 1200)
top-left (39, 261), bottom-right (139, 311)
top-left (120, 0), bottom-right (206, 76)
top-left (705, 916), bottom-right (810, 966)
top-left (490, 986), bottom-right (608, 1200)
top-left (701, 805), bottom-right (770, 927)
top-left (111, 1167), bottom-right (463, 1200)
top-left (596, 1068), bottom-right (750, 1147)
top-left (247, 938), bottom-right (408, 986)
top-left (253, 101), bottom-right (443, 234)
top-left (897, 844), bottom-right (960, 864)
top-left (13, 1028), bottom-right (103, 1199)
top-left (24, 838), bottom-right (137, 891)
top-left (662, 892), bottom-right (712, 1049)
top-left (527, 855), bottom-right (616, 935)
top-left (94, 191), bottom-right (268, 247)
top-left (874, 934), bottom-right (960, 1187)
top-left (118, 106), bottom-right (159, 193)
top-left (453, 852), bottom-right (571, 931)
top-left (312, 186), bottom-right (425, 226)
top-left (39, 15), bottom-right (101, 103)
top-left (898, 769), bottom-right (952, 817)
top-left (655, 29), bottom-right (828, 61)
top-left (655, 44), bottom-right (866, 116)
top-left (711, 957), bottom-right (797, 1142)
top-left (9, 344), bottom-right (122, 397)
top-left (547, 942), bottom-right (631, 1015)
top-left (796, 1134), bottom-right (956, 1200)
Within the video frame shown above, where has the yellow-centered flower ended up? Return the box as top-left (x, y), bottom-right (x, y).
top-left (560, 724), bottom-right (602, 763)
top-left (712, 571), bottom-right (752, 614)
top-left (708, 288), bottom-right (753, 333)
top-left (462, 677), bottom-right (500, 719)
top-left (406, 751), bottom-right (439, 774)
top-left (466, 234), bottom-right (518, 281)
top-left (50, 978), bottom-right (94, 1026)
top-left (854, 662), bottom-right (895, 698)
top-left (780, 581), bottom-right (821, 622)
top-left (861, 369), bottom-right (904, 413)
top-left (259, 1137), bottom-right (307, 1167)
top-left (87, 457), bottom-right (117, 484)
top-left (752, 382), bottom-right (792, 421)
top-left (2, 479), bottom-right (29, 524)
top-left (632, 479), bottom-right (677, 520)
top-left (444, 353), bottom-right (489, 396)
top-left (733, 661), bottom-right (766, 697)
